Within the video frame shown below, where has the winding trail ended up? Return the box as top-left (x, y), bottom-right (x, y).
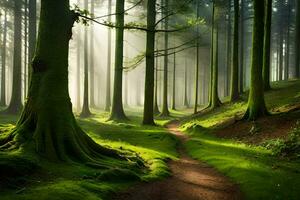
top-left (113, 121), bottom-right (243, 200)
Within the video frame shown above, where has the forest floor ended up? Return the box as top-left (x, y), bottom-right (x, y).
top-left (112, 121), bottom-right (242, 200)
top-left (1, 80), bottom-right (300, 200)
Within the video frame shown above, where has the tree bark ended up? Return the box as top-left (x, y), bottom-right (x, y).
top-left (194, 0), bottom-right (200, 114)
top-left (230, 0), bottom-right (239, 102)
top-left (80, 0), bottom-right (92, 118)
top-left (5, 0), bottom-right (23, 114)
top-left (263, 0), bottom-right (272, 91)
top-left (244, 0), bottom-right (268, 120)
top-left (171, 53), bottom-right (176, 110)
top-left (89, 0), bottom-right (95, 108)
top-left (105, 0), bottom-right (112, 111)
top-left (28, 0), bottom-right (37, 86)
top-left (0, 9), bottom-right (7, 107)
top-left (109, 0), bottom-right (127, 121)
top-left (295, 0), bottom-right (300, 78)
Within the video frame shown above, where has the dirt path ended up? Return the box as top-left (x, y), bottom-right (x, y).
top-left (113, 121), bottom-right (243, 200)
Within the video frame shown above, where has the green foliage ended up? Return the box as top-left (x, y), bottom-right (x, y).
top-left (263, 122), bottom-right (300, 159)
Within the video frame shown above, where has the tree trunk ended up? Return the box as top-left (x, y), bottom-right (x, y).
top-left (225, 0), bottom-right (232, 97)
top-left (80, 0), bottom-right (92, 118)
top-left (0, 9), bottom-right (7, 107)
top-left (5, 0), bottom-right (23, 114)
top-left (239, 0), bottom-right (244, 94)
top-left (184, 59), bottom-right (189, 108)
top-left (279, 29), bottom-right (283, 81)
top-left (244, 0), bottom-right (268, 120)
top-left (171, 53), bottom-right (176, 110)
top-left (295, 0), bottom-right (300, 78)
top-left (109, 0), bottom-right (127, 121)
top-left (153, 55), bottom-right (160, 114)
top-left (105, 0), bottom-right (112, 111)
top-left (160, 0), bottom-right (170, 117)
top-left (285, 2), bottom-right (291, 80)
top-left (0, 0), bottom-right (121, 162)
top-left (24, 0), bottom-right (29, 97)
top-left (209, 2), bottom-right (221, 109)
top-left (263, 0), bottom-right (272, 90)
top-left (89, 0), bottom-right (95, 108)
top-left (194, 0), bottom-right (200, 114)
top-left (230, 0), bottom-right (239, 101)
top-left (143, 0), bottom-right (156, 125)
top-left (28, 0), bottom-right (37, 86)
top-left (76, 0), bottom-right (81, 111)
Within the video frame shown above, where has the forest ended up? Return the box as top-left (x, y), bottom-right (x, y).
top-left (0, 0), bottom-right (300, 199)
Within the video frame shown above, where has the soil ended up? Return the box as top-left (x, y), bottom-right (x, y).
top-left (112, 121), bottom-right (243, 200)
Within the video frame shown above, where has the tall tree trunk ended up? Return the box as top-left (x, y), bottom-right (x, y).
top-left (184, 59), bottom-right (189, 108)
top-left (225, 0), bottom-right (232, 97)
top-left (0, 9), bottom-right (7, 107)
top-left (285, 2), bottom-right (291, 80)
top-left (24, 0), bottom-right (29, 97)
top-left (76, 0), bottom-right (81, 111)
top-left (5, 0), bottom-right (23, 114)
top-left (80, 0), bottom-right (92, 118)
top-left (105, 0), bottom-right (112, 111)
top-left (244, 0), bottom-right (268, 120)
top-left (209, 2), bottom-right (221, 109)
top-left (143, 0), bottom-right (156, 125)
top-left (0, 0), bottom-right (121, 162)
top-left (160, 0), bottom-right (170, 117)
top-left (109, 0), bottom-right (127, 121)
top-left (295, 0), bottom-right (300, 78)
top-left (89, 0), bottom-right (95, 108)
top-left (28, 0), bottom-right (37, 86)
top-left (263, 0), bottom-right (272, 90)
top-left (239, 0), bottom-right (244, 93)
top-left (279, 29), bottom-right (283, 81)
top-left (194, 0), bottom-right (200, 114)
top-left (171, 53), bottom-right (176, 110)
top-left (230, 0), bottom-right (239, 101)
top-left (153, 54), bottom-right (160, 114)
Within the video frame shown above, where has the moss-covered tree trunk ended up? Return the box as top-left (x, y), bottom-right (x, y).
top-left (160, 0), bottom-right (170, 117)
top-left (209, 2), bottom-right (221, 109)
top-left (230, 0), bottom-right (239, 102)
top-left (80, 0), bottom-right (92, 118)
top-left (6, 0), bottom-right (23, 114)
top-left (105, 0), bottom-right (112, 112)
top-left (295, 0), bottom-right (300, 78)
top-left (0, 9), bottom-right (7, 107)
top-left (143, 0), bottom-right (156, 125)
top-left (244, 0), bottom-right (268, 121)
top-left (263, 0), bottom-right (272, 91)
top-left (0, 0), bottom-right (120, 162)
top-left (109, 0), bottom-right (127, 121)
top-left (194, 0), bottom-right (200, 114)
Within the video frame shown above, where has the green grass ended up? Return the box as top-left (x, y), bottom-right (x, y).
top-left (182, 80), bottom-right (300, 200)
top-left (0, 109), bottom-right (184, 200)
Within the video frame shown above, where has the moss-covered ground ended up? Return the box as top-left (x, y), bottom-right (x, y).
top-left (0, 109), bottom-right (188, 200)
top-left (181, 80), bottom-right (300, 200)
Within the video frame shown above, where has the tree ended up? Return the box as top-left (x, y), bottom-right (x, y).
top-left (153, 55), bottom-right (160, 114)
top-left (239, 0), bottom-right (244, 94)
top-left (0, 0), bottom-right (124, 162)
top-left (230, 0), bottom-right (239, 102)
top-left (89, 0), bottom-right (95, 108)
top-left (0, 8), bottom-right (7, 107)
top-left (244, 0), bottom-right (268, 120)
top-left (171, 53), bottom-right (176, 110)
top-left (105, 0), bottom-right (112, 112)
top-left (28, 0), bottom-right (37, 85)
top-left (194, 0), bottom-right (200, 114)
top-left (263, 0), bottom-right (272, 91)
top-left (109, 0), bottom-right (127, 121)
top-left (80, 0), bottom-right (92, 118)
top-left (5, 0), bottom-right (23, 114)
top-left (143, 0), bottom-right (156, 125)
top-left (184, 59), bottom-right (189, 108)
top-left (209, 2), bottom-right (221, 109)
top-left (159, 0), bottom-right (170, 117)
top-left (295, 0), bottom-right (300, 78)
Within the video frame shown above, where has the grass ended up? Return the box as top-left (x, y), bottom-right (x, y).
top-left (181, 80), bottom-right (300, 200)
top-left (0, 109), bottom-right (185, 200)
